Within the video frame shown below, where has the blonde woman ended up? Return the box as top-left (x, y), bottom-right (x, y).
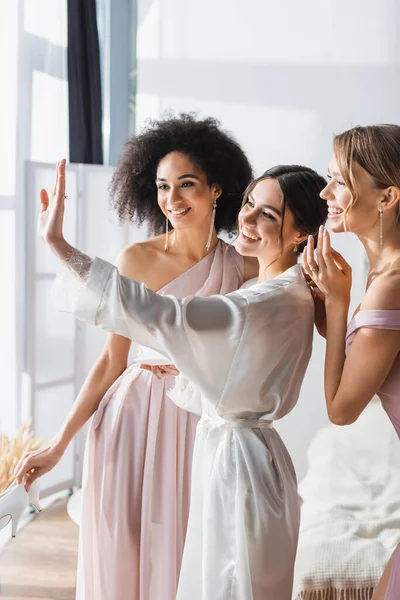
top-left (303, 124), bottom-right (400, 599)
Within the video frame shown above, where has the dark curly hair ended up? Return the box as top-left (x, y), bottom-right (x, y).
top-left (109, 113), bottom-right (253, 236)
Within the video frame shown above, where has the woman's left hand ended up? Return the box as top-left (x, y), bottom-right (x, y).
top-left (302, 226), bottom-right (352, 308)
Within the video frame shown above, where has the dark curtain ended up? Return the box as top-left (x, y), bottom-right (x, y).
top-left (67, 0), bottom-right (103, 164)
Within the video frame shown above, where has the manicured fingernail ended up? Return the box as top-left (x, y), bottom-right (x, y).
top-left (324, 228), bottom-right (328, 236)
top-left (308, 235), bottom-right (313, 244)
top-left (319, 226), bottom-right (324, 236)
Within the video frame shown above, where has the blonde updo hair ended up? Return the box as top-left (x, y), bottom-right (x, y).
top-left (333, 124), bottom-right (400, 231)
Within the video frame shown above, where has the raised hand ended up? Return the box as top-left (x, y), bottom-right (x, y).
top-left (38, 159), bottom-right (67, 246)
top-left (302, 226), bottom-right (352, 308)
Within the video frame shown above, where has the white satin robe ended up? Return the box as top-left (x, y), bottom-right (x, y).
top-left (56, 258), bottom-right (314, 600)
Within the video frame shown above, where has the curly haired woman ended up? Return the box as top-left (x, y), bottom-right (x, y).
top-left (15, 114), bottom-right (256, 600)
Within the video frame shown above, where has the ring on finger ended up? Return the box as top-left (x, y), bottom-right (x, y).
top-left (310, 265), bottom-right (319, 273)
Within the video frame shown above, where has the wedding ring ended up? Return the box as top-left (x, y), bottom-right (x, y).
top-left (311, 265), bottom-right (319, 273)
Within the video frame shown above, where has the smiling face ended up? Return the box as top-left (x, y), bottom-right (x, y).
top-left (156, 151), bottom-right (220, 231)
top-left (321, 154), bottom-right (387, 235)
top-left (236, 177), bottom-right (303, 261)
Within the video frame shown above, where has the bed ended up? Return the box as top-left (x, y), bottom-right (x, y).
top-left (293, 398), bottom-right (400, 600)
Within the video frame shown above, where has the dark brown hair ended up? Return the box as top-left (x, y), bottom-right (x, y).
top-left (242, 165), bottom-right (328, 254)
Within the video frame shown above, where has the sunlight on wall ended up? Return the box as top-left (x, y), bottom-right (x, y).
top-left (159, 96), bottom-right (323, 174)
top-left (136, 93), bottom-right (162, 128)
top-left (31, 71), bottom-right (69, 163)
top-left (137, 0), bottom-right (160, 60)
top-left (160, 0), bottom-right (395, 67)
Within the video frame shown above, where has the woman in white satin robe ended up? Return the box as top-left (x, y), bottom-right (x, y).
top-left (42, 163), bottom-right (328, 599)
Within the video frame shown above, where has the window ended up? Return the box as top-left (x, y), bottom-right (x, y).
top-left (0, 212), bottom-right (16, 434)
top-left (0, 3), bottom-right (18, 197)
top-left (0, 1), bottom-right (68, 437)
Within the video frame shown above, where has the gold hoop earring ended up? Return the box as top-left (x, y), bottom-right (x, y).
top-left (165, 214), bottom-right (169, 252)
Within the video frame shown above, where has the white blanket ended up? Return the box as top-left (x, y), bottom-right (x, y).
top-left (293, 399), bottom-right (400, 600)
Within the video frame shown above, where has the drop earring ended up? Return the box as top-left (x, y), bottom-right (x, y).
top-left (206, 198), bottom-right (218, 252)
top-left (293, 243), bottom-right (298, 253)
top-left (379, 205), bottom-right (383, 251)
top-left (164, 214), bottom-right (169, 252)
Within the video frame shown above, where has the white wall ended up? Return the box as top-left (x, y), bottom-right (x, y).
top-left (135, 0), bottom-right (400, 479)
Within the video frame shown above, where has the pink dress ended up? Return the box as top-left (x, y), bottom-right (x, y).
top-left (75, 240), bottom-right (244, 600)
top-left (346, 310), bottom-right (400, 599)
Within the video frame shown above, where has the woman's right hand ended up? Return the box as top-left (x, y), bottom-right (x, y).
top-left (303, 228), bottom-right (352, 308)
top-left (14, 443), bottom-right (65, 492)
top-left (38, 159), bottom-right (67, 247)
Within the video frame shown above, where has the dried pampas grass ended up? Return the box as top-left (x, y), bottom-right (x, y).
top-left (0, 421), bottom-right (42, 494)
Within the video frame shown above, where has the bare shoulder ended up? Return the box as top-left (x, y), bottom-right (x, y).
top-left (243, 256), bottom-right (258, 281)
top-left (362, 268), bottom-right (400, 311)
top-left (115, 235), bottom-right (166, 281)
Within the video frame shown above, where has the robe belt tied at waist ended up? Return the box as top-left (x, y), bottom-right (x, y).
top-left (199, 415), bottom-right (274, 430)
